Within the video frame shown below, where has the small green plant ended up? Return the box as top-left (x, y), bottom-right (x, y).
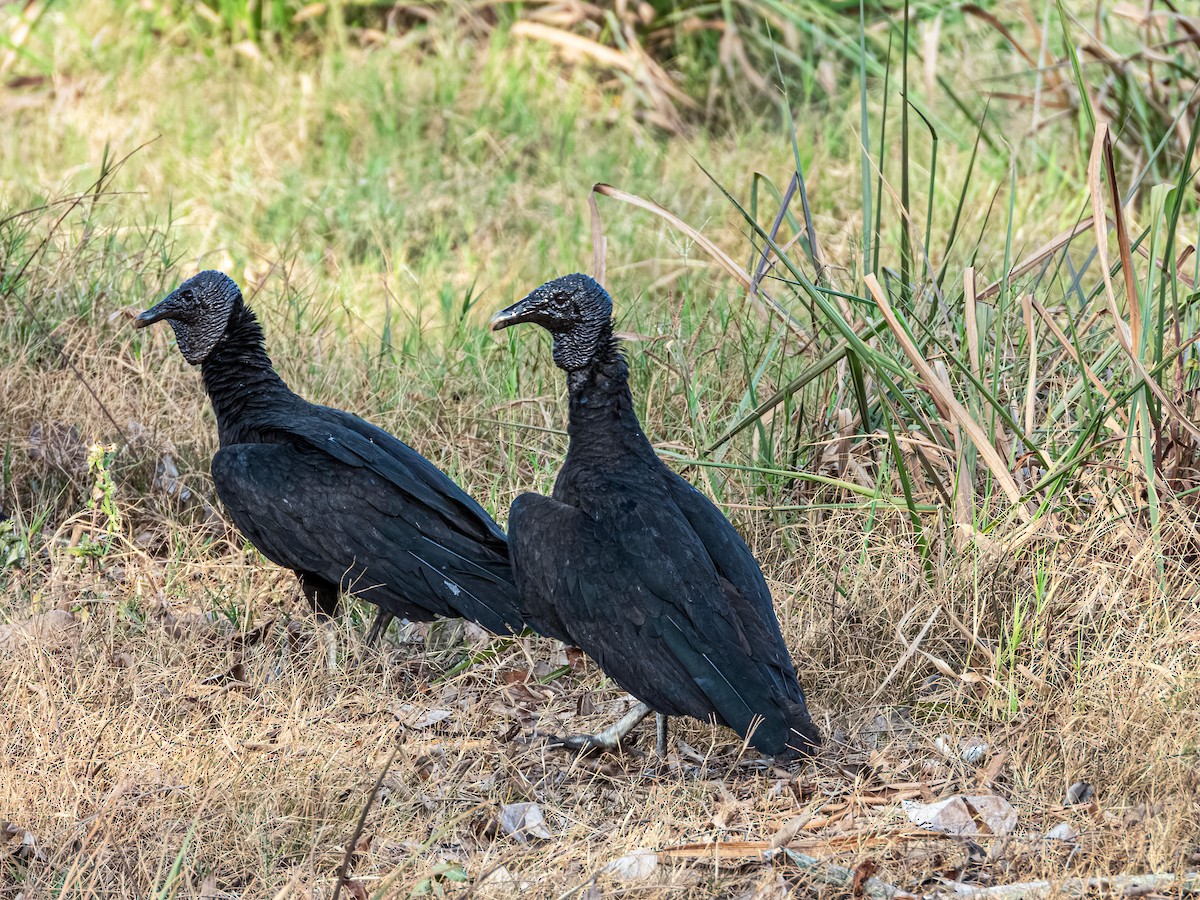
top-left (73, 442), bottom-right (122, 559)
top-left (409, 861), bottom-right (469, 898)
top-left (88, 444), bottom-right (120, 529)
top-left (0, 514), bottom-right (22, 570)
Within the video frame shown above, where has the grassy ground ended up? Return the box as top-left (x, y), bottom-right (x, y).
top-left (2, 1), bottom-right (1199, 897)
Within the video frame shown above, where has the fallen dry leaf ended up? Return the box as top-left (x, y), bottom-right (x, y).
top-left (1065, 781), bottom-right (1094, 805)
top-left (770, 813), bottom-right (813, 848)
top-left (1047, 821), bottom-right (1079, 842)
top-left (978, 749), bottom-right (1009, 788)
top-left (395, 704), bottom-right (452, 729)
top-left (602, 849), bottom-right (658, 881)
top-left (156, 452), bottom-right (191, 500)
top-left (497, 802), bottom-right (552, 842)
top-left (851, 859), bottom-right (878, 898)
top-left (903, 795), bottom-right (1017, 836)
top-left (476, 864), bottom-right (522, 892)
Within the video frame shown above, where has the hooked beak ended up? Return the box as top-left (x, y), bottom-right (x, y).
top-left (489, 296), bottom-right (536, 332)
top-left (134, 291), bottom-right (182, 329)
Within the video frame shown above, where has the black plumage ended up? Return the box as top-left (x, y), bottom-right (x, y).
top-left (136, 270), bottom-right (525, 639)
top-left (491, 273), bottom-right (819, 758)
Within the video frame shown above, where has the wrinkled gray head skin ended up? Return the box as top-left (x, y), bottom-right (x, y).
top-left (490, 273), bottom-right (613, 371)
top-left (135, 270), bottom-right (243, 365)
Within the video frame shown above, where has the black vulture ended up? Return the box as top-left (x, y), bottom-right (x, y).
top-left (136, 270), bottom-right (527, 647)
top-left (490, 273), bottom-right (820, 759)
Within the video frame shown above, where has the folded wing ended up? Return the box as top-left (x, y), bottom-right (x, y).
top-left (212, 435), bottom-right (524, 634)
top-left (508, 488), bottom-right (813, 754)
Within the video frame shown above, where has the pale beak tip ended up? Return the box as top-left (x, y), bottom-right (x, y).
top-left (489, 311), bottom-right (516, 332)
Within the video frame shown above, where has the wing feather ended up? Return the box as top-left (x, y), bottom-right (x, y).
top-left (508, 486), bottom-right (807, 751)
top-left (212, 441), bottom-right (524, 633)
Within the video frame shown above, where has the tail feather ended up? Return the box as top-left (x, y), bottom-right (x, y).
top-left (782, 700), bottom-right (820, 758)
top-left (407, 548), bottom-right (525, 635)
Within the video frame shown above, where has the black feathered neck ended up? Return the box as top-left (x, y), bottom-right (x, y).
top-left (565, 319), bottom-right (626, 398)
top-left (564, 320), bottom-right (659, 467)
top-left (200, 300), bottom-right (293, 444)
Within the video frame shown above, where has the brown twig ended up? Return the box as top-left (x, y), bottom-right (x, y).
top-left (331, 741), bottom-right (402, 900)
top-left (948, 871), bottom-right (1200, 899)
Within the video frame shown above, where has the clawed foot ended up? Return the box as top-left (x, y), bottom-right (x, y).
top-left (547, 735), bottom-right (672, 781)
top-left (549, 702), bottom-right (659, 758)
top-left (351, 611), bottom-right (393, 666)
top-left (551, 731), bottom-right (630, 755)
top-left (638, 762), bottom-right (666, 780)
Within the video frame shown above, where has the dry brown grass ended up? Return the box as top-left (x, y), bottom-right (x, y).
top-left (2, 237), bottom-right (1198, 895)
top-left (3, 3), bottom-right (1200, 895)
top-left (2, 498), bottom-right (1198, 897)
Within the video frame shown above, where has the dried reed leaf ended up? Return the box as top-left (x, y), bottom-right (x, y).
top-left (588, 189), bottom-right (607, 287)
top-left (509, 18), bottom-right (692, 131)
top-left (511, 21), bottom-right (633, 74)
top-left (864, 274), bottom-right (1026, 509)
top-left (977, 217), bottom-right (1097, 301)
top-left (1101, 135), bottom-right (1141, 347)
top-left (963, 4), bottom-right (1037, 66)
top-left (1134, 240), bottom-right (1197, 288)
top-left (1085, 125), bottom-right (1200, 444)
top-left (1030, 297), bottom-right (1125, 421)
top-left (1020, 294), bottom-right (1037, 436)
top-left (964, 267), bottom-right (981, 381)
top-left (593, 183), bottom-right (812, 341)
top-left (869, 606), bottom-right (940, 703)
top-left (594, 183), bottom-right (748, 287)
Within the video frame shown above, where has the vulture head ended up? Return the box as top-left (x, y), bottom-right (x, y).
top-left (136, 270), bottom-right (243, 365)
top-left (491, 273), bottom-right (613, 372)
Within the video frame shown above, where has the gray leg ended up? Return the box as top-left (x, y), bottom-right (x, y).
top-left (656, 714), bottom-right (669, 758)
top-left (298, 573), bottom-right (341, 673)
top-left (320, 619), bottom-right (339, 673)
top-left (555, 701), bottom-right (653, 754)
top-left (365, 611), bottom-right (393, 647)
